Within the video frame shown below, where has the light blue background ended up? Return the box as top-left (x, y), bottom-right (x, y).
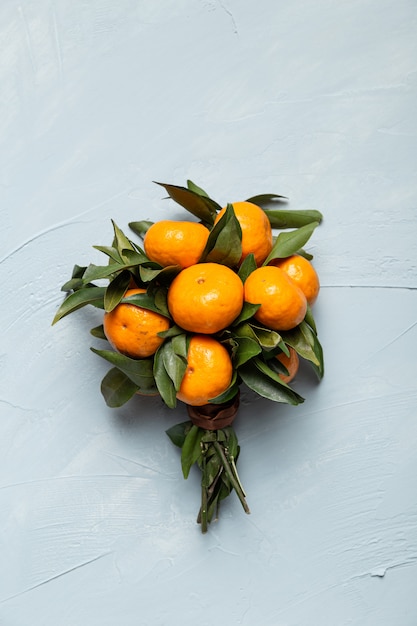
top-left (1, 1), bottom-right (416, 624)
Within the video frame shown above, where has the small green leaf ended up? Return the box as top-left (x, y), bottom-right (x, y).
top-left (93, 245), bottom-right (124, 263)
top-left (233, 336), bottom-right (262, 367)
top-left (238, 253), bottom-right (257, 282)
top-left (155, 182), bottom-right (220, 226)
top-left (166, 421), bottom-right (191, 448)
top-left (171, 333), bottom-right (188, 359)
top-left (281, 321), bottom-right (321, 369)
top-left (52, 286), bottom-right (106, 324)
top-left (104, 270), bottom-right (131, 312)
top-left (187, 180), bottom-right (210, 197)
top-left (304, 304), bottom-right (317, 334)
top-left (128, 221), bottom-right (154, 238)
top-left (157, 324), bottom-right (186, 339)
top-left (91, 348), bottom-right (158, 393)
top-left (200, 204), bottom-right (242, 267)
top-left (231, 302), bottom-right (261, 326)
top-left (181, 425), bottom-right (204, 478)
top-left (83, 263), bottom-right (126, 283)
top-left (112, 220), bottom-right (135, 258)
top-left (139, 264), bottom-right (181, 285)
top-left (90, 324), bottom-right (107, 339)
top-left (239, 361), bottom-right (304, 405)
top-left (122, 292), bottom-right (171, 318)
top-left (245, 193), bottom-right (288, 205)
top-left (264, 209), bottom-right (323, 229)
top-left (264, 221), bottom-right (319, 265)
top-left (253, 358), bottom-right (304, 402)
top-left (153, 345), bottom-right (177, 408)
top-left (120, 248), bottom-right (150, 266)
top-left (250, 324), bottom-right (282, 350)
top-left (100, 367), bottom-right (140, 407)
top-left (161, 341), bottom-right (187, 391)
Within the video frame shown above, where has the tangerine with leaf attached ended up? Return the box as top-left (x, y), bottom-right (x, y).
top-left (103, 288), bottom-right (170, 358)
top-left (214, 201), bottom-right (273, 266)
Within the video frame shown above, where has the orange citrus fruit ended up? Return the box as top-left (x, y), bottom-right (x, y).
top-left (177, 335), bottom-right (233, 406)
top-left (244, 266), bottom-right (307, 331)
top-left (167, 262), bottom-right (244, 334)
top-left (214, 201), bottom-right (273, 266)
top-left (143, 220), bottom-right (209, 268)
top-left (103, 288), bottom-right (170, 358)
top-left (270, 254), bottom-right (320, 305)
top-left (276, 346), bottom-right (299, 383)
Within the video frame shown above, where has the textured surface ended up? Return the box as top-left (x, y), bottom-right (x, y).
top-left (1, 1), bottom-right (416, 624)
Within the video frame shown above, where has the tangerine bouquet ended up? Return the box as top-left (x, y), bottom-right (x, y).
top-left (53, 180), bottom-right (324, 532)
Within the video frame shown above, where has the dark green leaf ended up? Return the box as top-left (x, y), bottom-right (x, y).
top-left (253, 358), bottom-right (304, 402)
top-left (120, 248), bottom-right (150, 266)
top-left (200, 204), bottom-right (242, 267)
top-left (128, 221), bottom-right (154, 238)
top-left (166, 421), bottom-right (191, 448)
top-left (264, 209), bottom-right (323, 229)
top-left (238, 253), bottom-right (257, 282)
top-left (100, 367), bottom-right (140, 407)
top-left (90, 324), bottom-right (107, 339)
top-left (161, 342), bottom-right (187, 391)
top-left (52, 286), bottom-right (106, 324)
top-left (91, 348), bottom-right (158, 393)
top-left (245, 193), bottom-right (288, 205)
top-left (181, 425), bottom-right (204, 478)
top-left (157, 324), bottom-right (186, 339)
top-left (304, 304), bottom-right (317, 334)
top-left (122, 292), bottom-right (171, 318)
top-left (187, 180), bottom-right (210, 198)
top-left (233, 336), bottom-right (262, 367)
top-left (104, 270), bottom-right (131, 312)
top-left (83, 263), bottom-right (126, 282)
top-left (112, 220), bottom-right (135, 258)
top-left (139, 264), bottom-right (181, 285)
top-left (264, 221), bottom-right (319, 265)
top-left (171, 333), bottom-right (188, 359)
top-left (93, 245), bottom-right (123, 263)
top-left (281, 321), bottom-right (320, 368)
top-left (155, 181), bottom-right (220, 226)
top-left (239, 361), bottom-right (304, 405)
top-left (209, 381), bottom-right (240, 405)
top-left (153, 346), bottom-right (177, 408)
top-left (250, 324), bottom-right (282, 350)
top-left (231, 302), bottom-right (261, 326)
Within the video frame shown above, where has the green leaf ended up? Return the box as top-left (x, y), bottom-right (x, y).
top-left (121, 292), bottom-right (171, 318)
top-left (128, 221), bottom-right (154, 238)
top-left (100, 367), bottom-right (140, 407)
top-left (139, 264), bottom-right (181, 285)
top-left (120, 248), bottom-right (150, 266)
top-left (83, 263), bottom-right (126, 282)
top-left (281, 321), bottom-right (320, 368)
top-left (171, 333), bottom-right (189, 359)
top-left (263, 221), bottom-right (319, 265)
top-left (245, 193), bottom-right (288, 205)
top-left (181, 425), bottom-right (204, 478)
top-left (155, 181), bottom-right (220, 226)
top-left (52, 286), bottom-right (106, 324)
top-left (90, 324), bottom-right (107, 339)
top-left (157, 324), bottom-right (186, 339)
top-left (233, 336), bottom-right (262, 367)
top-left (112, 220), bottom-right (135, 258)
top-left (264, 209), bottom-right (323, 229)
top-left (209, 379), bottom-right (240, 404)
top-left (200, 204), bottom-right (242, 267)
top-left (187, 180), bottom-right (210, 198)
top-left (104, 270), bottom-right (131, 312)
top-left (231, 302), bottom-right (261, 326)
top-left (238, 253), bottom-right (257, 282)
top-left (250, 323), bottom-right (282, 350)
top-left (153, 345), bottom-right (177, 408)
top-left (304, 304), bottom-right (317, 334)
top-left (253, 358), bottom-right (304, 402)
top-left (239, 361), bottom-right (304, 405)
top-left (93, 245), bottom-right (124, 263)
top-left (160, 341), bottom-right (187, 391)
top-left (90, 348), bottom-right (158, 393)
top-left (166, 421), bottom-right (191, 448)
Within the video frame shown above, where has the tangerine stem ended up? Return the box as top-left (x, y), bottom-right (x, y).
top-left (213, 441), bottom-right (250, 515)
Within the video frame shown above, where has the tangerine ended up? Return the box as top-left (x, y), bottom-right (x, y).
top-left (103, 288), bottom-right (170, 358)
top-left (167, 262), bottom-right (243, 334)
top-left (276, 346), bottom-right (299, 384)
top-left (270, 254), bottom-right (320, 305)
top-left (143, 220), bottom-right (209, 268)
top-left (244, 266), bottom-right (307, 331)
top-left (177, 335), bottom-right (233, 406)
top-left (214, 201), bottom-right (273, 266)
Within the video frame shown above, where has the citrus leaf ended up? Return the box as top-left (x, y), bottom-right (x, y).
top-left (90, 347), bottom-right (158, 392)
top-left (264, 209), bottom-right (323, 229)
top-left (160, 341), bottom-right (187, 391)
top-left (171, 333), bottom-right (188, 359)
top-left (245, 193), bottom-right (288, 205)
top-left (250, 324), bottom-right (282, 350)
top-left (209, 378), bottom-right (240, 404)
top-left (121, 292), bottom-right (171, 318)
top-left (166, 421), bottom-right (191, 448)
top-left (263, 221), bottom-right (319, 265)
top-left (239, 361), bottom-right (304, 405)
top-left (93, 245), bottom-right (124, 263)
top-left (139, 264), bottom-right (181, 285)
top-left (52, 286), bottom-right (106, 324)
top-left (238, 253), bottom-right (257, 282)
top-left (155, 181), bottom-right (220, 226)
top-left (304, 304), bottom-right (317, 334)
top-left (253, 358), bottom-right (304, 403)
top-left (158, 324), bottom-right (186, 339)
top-left (280, 321), bottom-right (320, 368)
top-left (82, 263), bottom-right (126, 283)
top-left (120, 248), bottom-right (150, 265)
top-left (181, 424), bottom-right (204, 478)
top-left (201, 204), bottom-right (242, 267)
top-left (104, 270), bottom-right (131, 312)
top-left (231, 302), bottom-right (261, 326)
top-left (233, 336), bottom-right (262, 367)
top-left (112, 220), bottom-right (136, 258)
top-left (100, 367), bottom-right (140, 407)
top-left (128, 221), bottom-right (154, 238)
top-left (187, 180), bottom-right (210, 198)
top-left (153, 346), bottom-right (177, 408)
top-left (90, 324), bottom-right (107, 339)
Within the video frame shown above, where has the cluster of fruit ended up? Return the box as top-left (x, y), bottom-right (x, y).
top-left (53, 180), bottom-right (323, 531)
